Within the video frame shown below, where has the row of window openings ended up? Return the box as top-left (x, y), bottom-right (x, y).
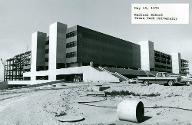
top-left (45, 41), bottom-right (76, 53)
top-left (66, 31), bottom-right (77, 38)
top-left (66, 41), bottom-right (76, 48)
top-left (155, 54), bottom-right (171, 58)
top-left (35, 63), bottom-right (77, 70)
top-left (5, 75), bottom-right (23, 77)
top-left (155, 57), bottom-right (171, 61)
top-left (181, 64), bottom-right (189, 67)
top-left (45, 31), bottom-right (77, 46)
top-left (155, 59), bottom-right (171, 64)
top-left (155, 65), bottom-right (172, 69)
top-left (154, 52), bottom-right (171, 58)
top-left (66, 52), bottom-right (77, 58)
top-left (25, 74), bottom-right (82, 81)
top-left (36, 76), bottom-right (48, 80)
top-left (22, 74), bottom-right (83, 81)
top-left (44, 52), bottom-right (77, 62)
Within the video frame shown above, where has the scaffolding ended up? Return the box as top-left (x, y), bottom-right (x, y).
top-left (4, 51), bottom-right (31, 81)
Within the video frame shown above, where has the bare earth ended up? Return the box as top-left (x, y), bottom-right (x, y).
top-left (0, 82), bottom-right (192, 125)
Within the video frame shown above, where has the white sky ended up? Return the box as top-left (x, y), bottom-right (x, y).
top-left (0, 0), bottom-right (191, 81)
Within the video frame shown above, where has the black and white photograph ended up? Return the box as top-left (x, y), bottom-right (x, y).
top-left (0, 0), bottom-right (192, 125)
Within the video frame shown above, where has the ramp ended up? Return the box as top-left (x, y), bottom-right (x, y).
top-left (97, 67), bottom-right (129, 82)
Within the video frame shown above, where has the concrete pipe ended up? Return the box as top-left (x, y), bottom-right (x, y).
top-left (117, 100), bottom-right (144, 123)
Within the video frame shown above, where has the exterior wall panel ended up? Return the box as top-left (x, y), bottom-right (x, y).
top-left (49, 22), bottom-right (67, 71)
top-left (138, 41), bottom-right (154, 71)
top-left (77, 26), bottom-right (141, 69)
top-left (36, 32), bottom-right (47, 69)
top-left (172, 53), bottom-right (181, 74)
top-left (31, 32), bottom-right (47, 80)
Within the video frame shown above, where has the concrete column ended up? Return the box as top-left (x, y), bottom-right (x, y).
top-left (138, 41), bottom-right (154, 71)
top-left (49, 22), bottom-right (67, 81)
top-left (31, 32), bottom-right (47, 80)
top-left (172, 53), bottom-right (181, 74)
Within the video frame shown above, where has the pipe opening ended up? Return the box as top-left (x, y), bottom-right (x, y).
top-left (136, 101), bottom-right (144, 123)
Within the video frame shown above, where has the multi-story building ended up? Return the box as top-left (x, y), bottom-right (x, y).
top-left (31, 23), bottom-right (140, 71)
top-left (5, 22), bottom-right (189, 84)
top-left (4, 51), bottom-right (31, 81)
top-left (139, 41), bottom-right (189, 74)
top-left (23, 22), bottom-right (141, 84)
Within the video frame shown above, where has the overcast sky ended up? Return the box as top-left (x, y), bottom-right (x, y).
top-left (0, 0), bottom-right (191, 81)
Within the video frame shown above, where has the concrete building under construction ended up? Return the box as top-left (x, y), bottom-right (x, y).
top-left (4, 22), bottom-right (190, 84)
top-left (4, 51), bottom-right (31, 81)
top-left (23, 22), bottom-right (141, 83)
top-left (139, 41), bottom-right (189, 75)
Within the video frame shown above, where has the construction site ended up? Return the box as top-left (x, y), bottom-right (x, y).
top-left (0, 22), bottom-right (192, 125)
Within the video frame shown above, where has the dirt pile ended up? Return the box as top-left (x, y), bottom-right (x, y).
top-left (106, 83), bottom-right (192, 97)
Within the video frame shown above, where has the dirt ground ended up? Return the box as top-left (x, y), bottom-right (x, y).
top-left (0, 82), bottom-right (192, 125)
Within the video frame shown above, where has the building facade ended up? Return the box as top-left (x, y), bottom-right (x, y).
top-left (154, 50), bottom-right (172, 73)
top-left (181, 59), bottom-right (189, 74)
top-left (76, 25), bottom-right (141, 69)
top-left (23, 22), bottom-right (141, 83)
top-left (139, 41), bottom-right (189, 74)
top-left (171, 53), bottom-right (189, 75)
top-left (5, 22), bottom-right (189, 84)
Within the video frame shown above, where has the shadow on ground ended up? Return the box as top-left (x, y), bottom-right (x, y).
top-left (108, 116), bottom-right (152, 125)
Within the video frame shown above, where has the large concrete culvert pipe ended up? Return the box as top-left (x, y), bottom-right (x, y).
top-left (117, 100), bottom-right (144, 123)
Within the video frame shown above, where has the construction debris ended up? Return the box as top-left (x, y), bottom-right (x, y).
top-left (91, 85), bottom-right (110, 92)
